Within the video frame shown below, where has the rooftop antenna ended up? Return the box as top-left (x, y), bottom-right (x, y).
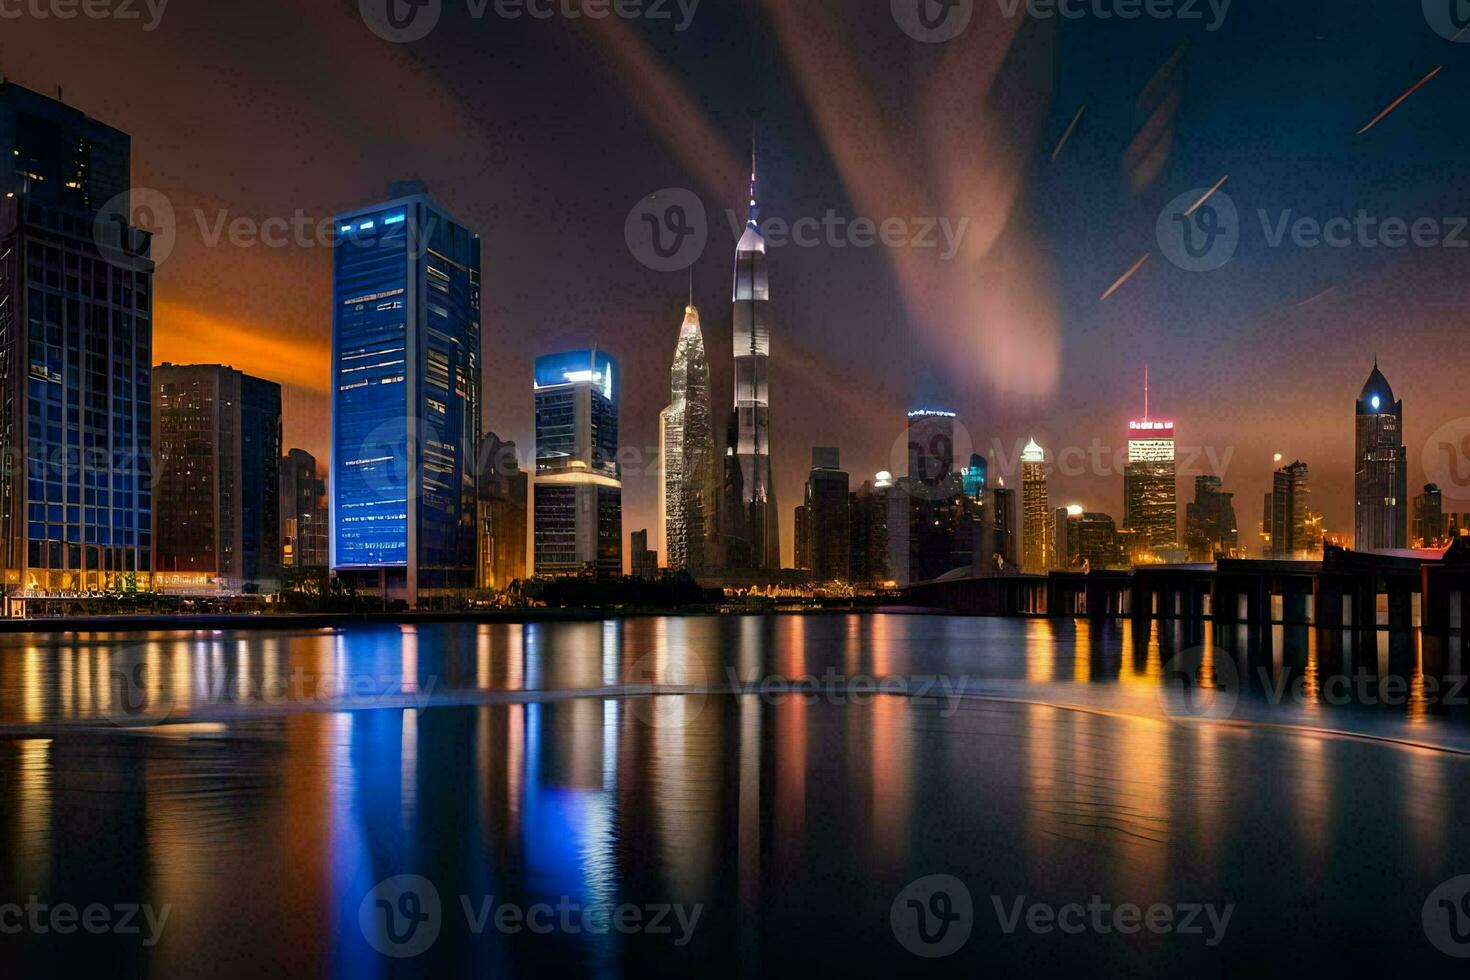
top-left (748, 125), bottom-right (759, 228)
top-left (1143, 363), bottom-right (1150, 421)
top-left (688, 266), bottom-right (693, 307)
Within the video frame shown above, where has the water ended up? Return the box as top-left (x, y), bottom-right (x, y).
top-left (0, 614), bottom-right (1468, 978)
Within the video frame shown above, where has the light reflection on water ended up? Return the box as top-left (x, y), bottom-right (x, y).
top-left (0, 615), bottom-right (1466, 977)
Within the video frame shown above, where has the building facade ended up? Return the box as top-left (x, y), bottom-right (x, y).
top-left (1355, 362), bottom-right (1407, 550)
top-left (1122, 371), bottom-right (1176, 557)
top-left (331, 183), bottom-right (481, 607)
top-left (659, 301), bottom-right (717, 575)
top-left (0, 82), bottom-right (154, 607)
top-left (723, 152), bottom-right (780, 572)
top-left (1021, 439), bottom-right (1053, 574)
top-left (1185, 475), bottom-right (1239, 562)
top-left (153, 364), bottom-right (281, 593)
top-left (1415, 483), bottom-right (1444, 548)
top-left (533, 349), bottom-right (622, 578)
top-left (849, 473), bottom-right (891, 585)
top-left (630, 529), bottom-right (658, 580)
top-left (803, 447), bottom-right (850, 583)
top-left (1267, 460), bottom-right (1310, 559)
top-left (475, 433), bottom-right (527, 591)
top-left (281, 448), bottom-right (328, 570)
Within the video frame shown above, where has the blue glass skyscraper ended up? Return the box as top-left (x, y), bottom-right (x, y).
top-left (0, 82), bottom-right (152, 613)
top-left (331, 182), bottom-right (481, 606)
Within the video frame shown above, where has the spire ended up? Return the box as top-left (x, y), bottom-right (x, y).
top-left (688, 266), bottom-right (693, 309)
top-left (1143, 363), bottom-right (1150, 421)
top-left (748, 126), bottom-right (759, 228)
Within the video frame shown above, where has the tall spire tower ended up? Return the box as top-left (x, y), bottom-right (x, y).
top-left (661, 297), bottom-right (717, 574)
top-left (722, 127), bottom-right (780, 572)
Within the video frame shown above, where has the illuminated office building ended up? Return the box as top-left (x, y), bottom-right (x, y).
top-left (331, 182), bottom-right (481, 606)
top-left (1415, 484), bottom-right (1445, 548)
top-left (0, 82), bottom-right (153, 608)
top-left (534, 349), bottom-right (622, 578)
top-left (849, 473), bottom-right (891, 584)
top-left (660, 301), bottom-right (716, 574)
top-left (962, 452), bottom-right (987, 501)
top-left (1021, 438), bottom-right (1053, 573)
top-left (723, 147), bottom-right (780, 571)
top-left (991, 479), bottom-right (1018, 572)
top-left (1355, 361), bottom-right (1407, 550)
top-left (153, 364), bottom-right (282, 593)
top-left (1123, 369), bottom-right (1177, 554)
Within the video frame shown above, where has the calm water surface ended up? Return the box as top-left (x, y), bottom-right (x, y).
top-left (0, 614), bottom-right (1467, 978)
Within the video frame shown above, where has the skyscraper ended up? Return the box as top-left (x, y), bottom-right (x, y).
top-left (1355, 361), bottom-right (1407, 550)
top-left (1123, 368), bottom-right (1177, 555)
top-left (475, 433), bottom-right (527, 591)
top-left (991, 480), bottom-right (1018, 572)
top-left (533, 349), bottom-right (622, 578)
top-left (0, 83), bottom-right (153, 610)
top-left (1184, 475), bottom-right (1239, 562)
top-left (281, 448), bottom-right (329, 570)
top-left (908, 410), bottom-right (957, 490)
top-left (1415, 483), bottom-right (1445, 548)
top-left (1021, 439), bottom-right (1053, 573)
top-left (962, 453), bottom-right (987, 502)
top-left (1268, 460), bottom-right (1310, 559)
top-left (724, 144), bottom-right (779, 571)
top-left (331, 183), bottom-right (481, 607)
top-left (849, 473), bottom-right (891, 585)
top-left (803, 447), bottom-right (850, 583)
top-left (659, 300), bottom-right (717, 575)
top-left (153, 364), bottom-right (282, 594)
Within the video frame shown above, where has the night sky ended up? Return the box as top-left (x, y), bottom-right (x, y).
top-left (14, 0), bottom-right (1470, 562)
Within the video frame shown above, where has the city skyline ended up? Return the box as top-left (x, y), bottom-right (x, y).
top-left (9, 2), bottom-right (1468, 569)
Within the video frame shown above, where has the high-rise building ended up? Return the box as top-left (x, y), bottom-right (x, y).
top-left (533, 349), bottom-right (622, 578)
top-left (475, 433), bottom-right (527, 591)
top-left (0, 82), bottom-right (153, 608)
top-left (991, 480), bottom-right (1018, 572)
top-left (1123, 368), bottom-right (1177, 554)
top-left (794, 504), bottom-right (810, 572)
top-left (962, 452), bottom-right (987, 502)
top-left (281, 448), bottom-right (328, 570)
top-left (659, 301), bottom-right (717, 575)
top-left (153, 364), bottom-right (282, 593)
top-left (1414, 484), bottom-right (1446, 548)
top-left (1268, 460), bottom-right (1310, 559)
top-left (908, 410), bottom-right (957, 490)
top-left (849, 473), bottom-right (891, 585)
top-left (1184, 475), bottom-right (1239, 562)
top-left (1355, 361), bottom-right (1407, 550)
top-left (1021, 439), bottom-right (1053, 574)
top-left (630, 529), bottom-right (658, 580)
top-left (723, 146), bottom-right (779, 572)
top-left (331, 183), bottom-right (481, 607)
top-left (803, 448), bottom-right (850, 583)
top-left (1059, 508), bottom-right (1121, 570)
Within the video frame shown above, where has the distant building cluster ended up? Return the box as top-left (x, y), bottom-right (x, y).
top-left (0, 80), bottom-right (1460, 612)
